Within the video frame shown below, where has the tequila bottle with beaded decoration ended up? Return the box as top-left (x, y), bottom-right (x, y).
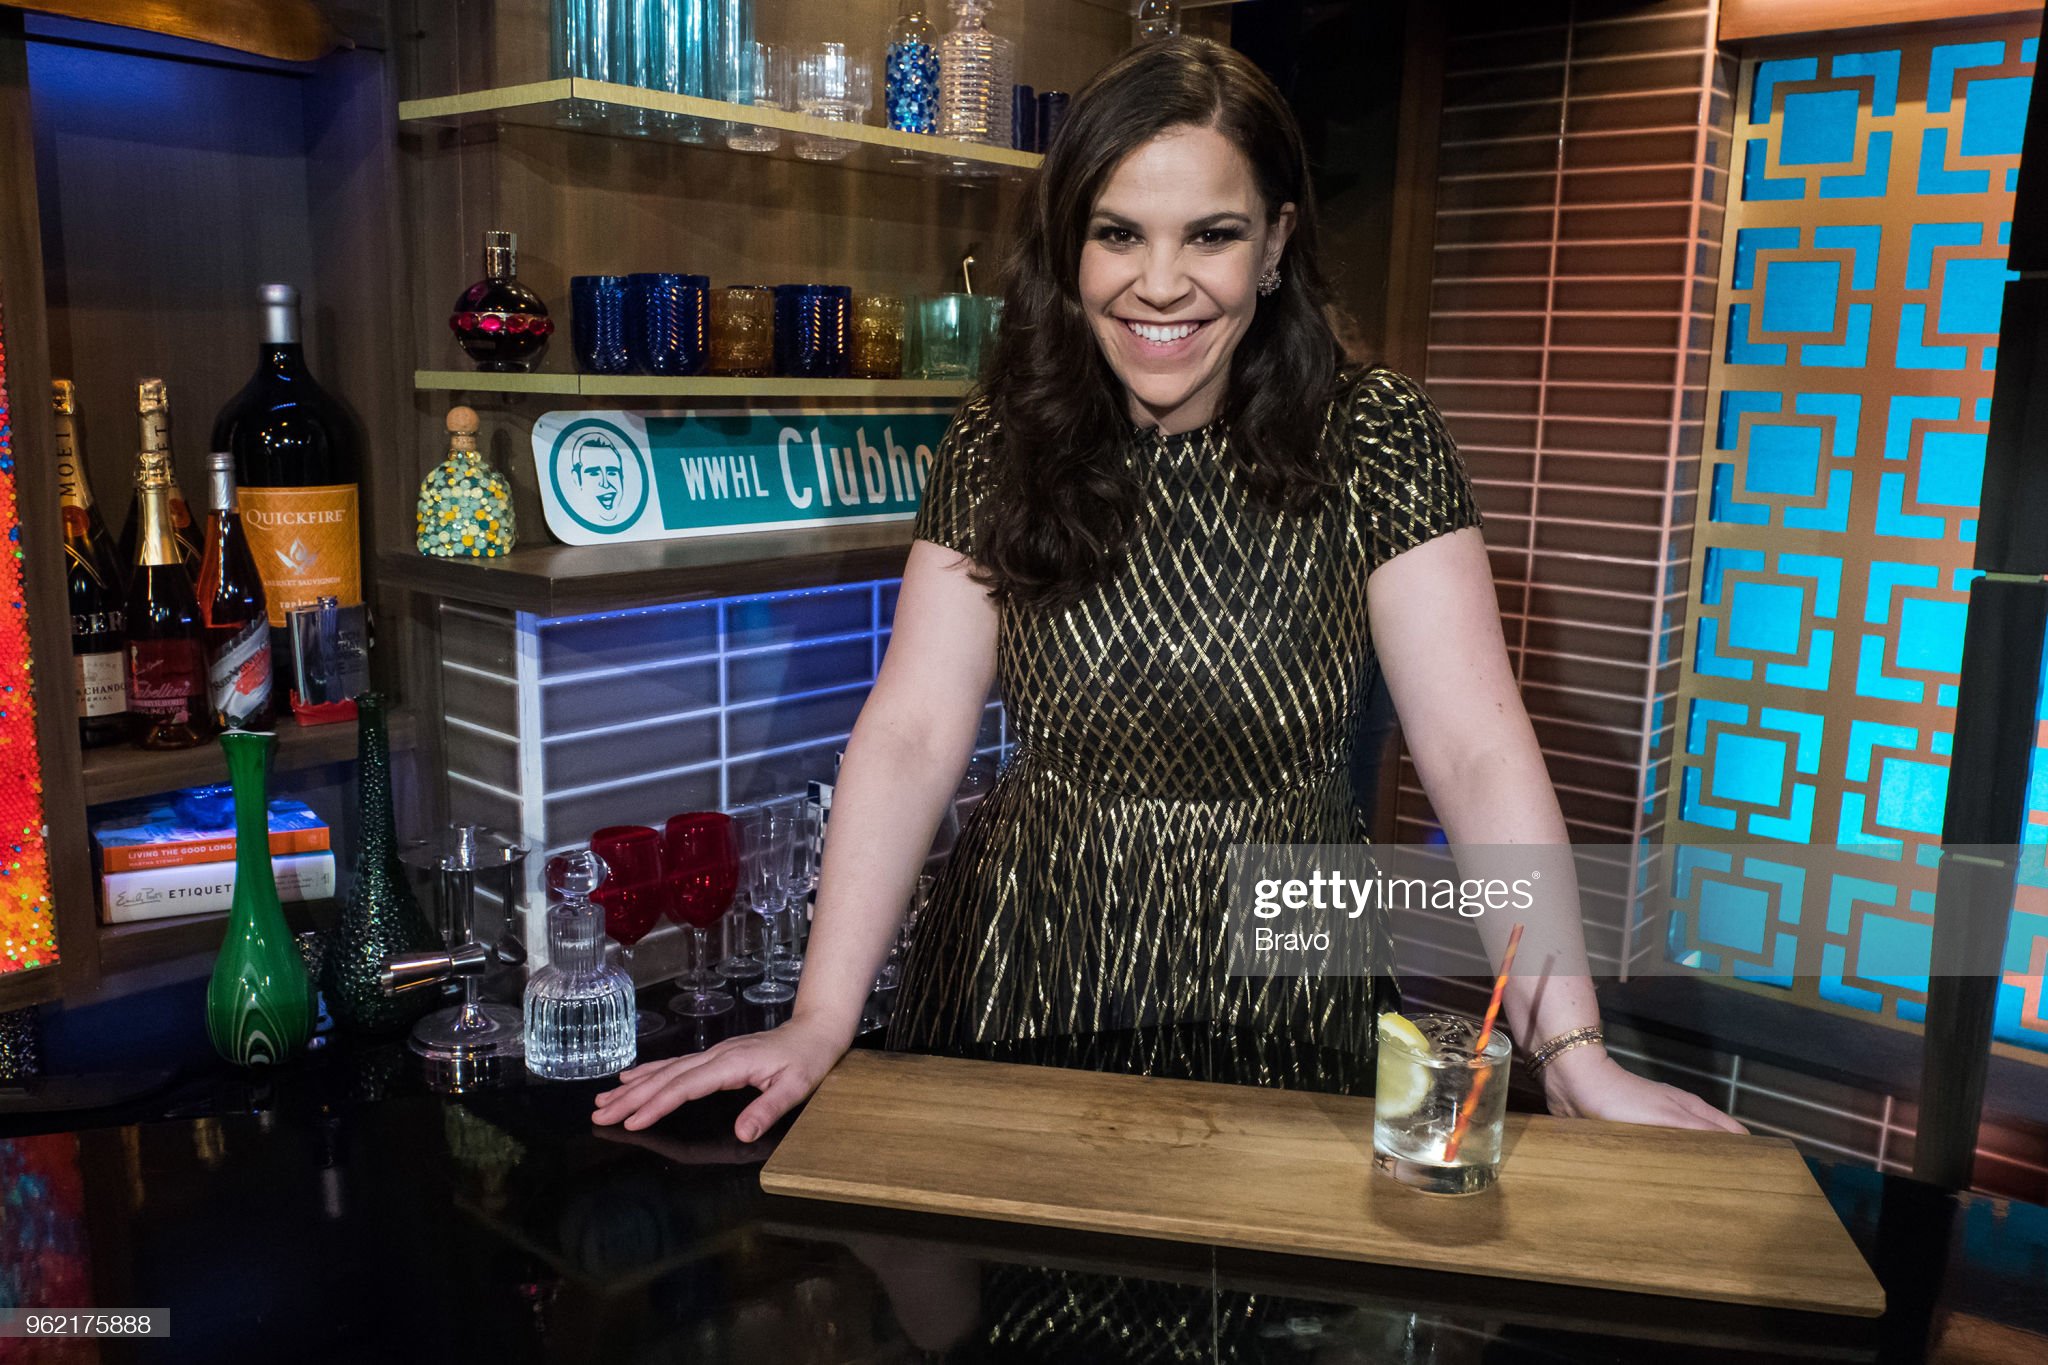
top-left (417, 407), bottom-right (515, 559)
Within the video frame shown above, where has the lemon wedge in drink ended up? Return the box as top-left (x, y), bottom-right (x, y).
top-left (1375, 1012), bottom-right (1434, 1118)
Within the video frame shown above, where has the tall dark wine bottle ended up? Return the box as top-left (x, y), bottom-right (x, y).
top-left (119, 379), bottom-right (202, 576)
top-left (52, 380), bottom-right (129, 747)
top-left (126, 449), bottom-right (212, 750)
top-left (197, 451), bottom-right (274, 732)
top-left (212, 284), bottom-right (361, 663)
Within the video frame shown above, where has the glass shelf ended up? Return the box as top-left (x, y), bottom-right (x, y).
top-left (82, 711), bottom-right (416, 808)
top-left (398, 79), bottom-right (1040, 181)
top-left (414, 370), bottom-right (974, 399)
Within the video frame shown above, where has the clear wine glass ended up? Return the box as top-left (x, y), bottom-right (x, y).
top-left (770, 795), bottom-right (821, 983)
top-left (738, 806), bottom-right (795, 1006)
top-left (661, 811), bottom-right (737, 1018)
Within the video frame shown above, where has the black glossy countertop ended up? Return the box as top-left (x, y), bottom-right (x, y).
top-left (2, 1024), bottom-right (2046, 1365)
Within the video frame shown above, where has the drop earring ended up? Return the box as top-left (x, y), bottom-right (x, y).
top-left (1258, 264), bottom-right (1282, 297)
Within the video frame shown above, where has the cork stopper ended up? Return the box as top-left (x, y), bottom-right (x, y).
top-left (50, 379), bottom-right (74, 414)
top-left (446, 405), bottom-right (479, 454)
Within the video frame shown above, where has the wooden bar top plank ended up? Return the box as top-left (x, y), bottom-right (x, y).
top-left (760, 1051), bottom-right (1885, 1317)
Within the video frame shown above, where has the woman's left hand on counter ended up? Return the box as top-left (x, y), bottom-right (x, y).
top-left (1540, 1047), bottom-right (1748, 1134)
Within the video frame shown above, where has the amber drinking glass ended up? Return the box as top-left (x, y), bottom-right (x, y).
top-left (710, 285), bottom-right (774, 376)
top-left (852, 294), bottom-right (905, 379)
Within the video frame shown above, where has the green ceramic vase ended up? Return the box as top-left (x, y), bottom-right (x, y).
top-left (319, 693), bottom-right (441, 1032)
top-left (205, 730), bottom-right (315, 1065)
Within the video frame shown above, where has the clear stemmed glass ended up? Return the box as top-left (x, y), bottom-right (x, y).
top-left (770, 795), bottom-right (821, 983)
top-left (661, 811), bottom-right (737, 1018)
top-left (877, 872), bottom-right (932, 992)
top-left (590, 824), bottom-right (668, 1039)
top-left (738, 807), bottom-right (795, 1006)
top-left (716, 901), bottom-right (766, 983)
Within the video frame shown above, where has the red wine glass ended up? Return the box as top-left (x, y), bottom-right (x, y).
top-left (590, 824), bottom-right (667, 1038)
top-left (662, 812), bottom-right (739, 1018)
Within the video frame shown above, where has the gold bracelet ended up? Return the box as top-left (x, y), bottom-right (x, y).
top-left (1526, 1025), bottom-right (1604, 1076)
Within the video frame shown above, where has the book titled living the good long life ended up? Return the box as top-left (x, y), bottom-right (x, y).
top-left (92, 786), bottom-right (334, 923)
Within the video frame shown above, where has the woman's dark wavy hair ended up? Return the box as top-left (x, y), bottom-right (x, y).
top-left (975, 36), bottom-right (1343, 608)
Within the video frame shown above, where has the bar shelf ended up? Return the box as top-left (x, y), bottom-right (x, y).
top-left (415, 371), bottom-right (974, 400)
top-left (82, 712), bottom-right (418, 808)
top-left (96, 899), bottom-right (336, 977)
top-left (398, 79), bottom-right (1041, 181)
top-left (378, 521), bottom-right (913, 616)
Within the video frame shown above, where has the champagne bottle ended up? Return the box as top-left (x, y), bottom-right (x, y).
top-left (212, 284), bottom-right (362, 662)
top-left (197, 451), bottom-right (274, 731)
top-left (120, 379), bottom-right (202, 576)
top-left (52, 380), bottom-right (129, 746)
top-left (126, 448), bottom-right (212, 750)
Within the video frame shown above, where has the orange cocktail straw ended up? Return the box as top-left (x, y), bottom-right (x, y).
top-left (1442, 921), bottom-right (1522, 1163)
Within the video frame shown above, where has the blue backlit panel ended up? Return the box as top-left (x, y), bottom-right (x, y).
top-left (1675, 24), bottom-right (2048, 1052)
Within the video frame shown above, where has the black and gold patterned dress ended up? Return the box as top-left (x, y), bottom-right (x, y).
top-left (885, 365), bottom-right (1482, 1095)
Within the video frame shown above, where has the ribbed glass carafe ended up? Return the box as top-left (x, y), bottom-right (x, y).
top-left (937, 0), bottom-right (1012, 146)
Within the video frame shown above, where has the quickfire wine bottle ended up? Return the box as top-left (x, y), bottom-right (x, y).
top-left (212, 283), bottom-right (363, 665)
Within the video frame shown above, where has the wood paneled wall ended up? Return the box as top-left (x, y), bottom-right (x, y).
top-left (1406, 0), bottom-right (1733, 865)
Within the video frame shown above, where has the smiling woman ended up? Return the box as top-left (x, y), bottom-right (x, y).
top-left (972, 37), bottom-right (1340, 608)
top-left (1080, 130), bottom-right (1291, 436)
top-left (594, 37), bottom-right (1746, 1149)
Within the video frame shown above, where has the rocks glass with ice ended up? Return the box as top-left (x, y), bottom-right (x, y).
top-left (1372, 1012), bottom-right (1512, 1194)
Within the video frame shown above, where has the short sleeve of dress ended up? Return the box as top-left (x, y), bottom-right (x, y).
top-left (912, 395), bottom-right (996, 558)
top-left (1347, 368), bottom-right (1484, 575)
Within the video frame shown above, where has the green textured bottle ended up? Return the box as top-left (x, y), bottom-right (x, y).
top-left (320, 693), bottom-right (441, 1032)
top-left (206, 730), bottom-right (315, 1065)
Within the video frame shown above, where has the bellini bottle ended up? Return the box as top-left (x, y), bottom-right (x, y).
top-left (212, 284), bottom-right (362, 662)
top-left (126, 449), bottom-right (212, 749)
top-left (120, 380), bottom-right (202, 576)
top-left (52, 380), bottom-right (129, 746)
top-left (197, 452), bottom-right (274, 731)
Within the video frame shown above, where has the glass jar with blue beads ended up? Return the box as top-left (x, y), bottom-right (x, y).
top-left (886, 0), bottom-right (940, 134)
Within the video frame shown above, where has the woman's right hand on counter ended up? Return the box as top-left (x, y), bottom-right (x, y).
top-left (591, 1014), bottom-right (849, 1141)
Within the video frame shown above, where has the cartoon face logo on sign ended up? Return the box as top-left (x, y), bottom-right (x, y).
top-left (548, 420), bottom-right (651, 536)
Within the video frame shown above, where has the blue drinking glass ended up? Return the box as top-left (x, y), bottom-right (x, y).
top-left (773, 284), bottom-right (850, 379)
top-left (571, 275), bottom-right (633, 375)
top-left (1011, 84), bottom-right (1037, 152)
top-left (627, 273), bottom-right (711, 376)
top-left (608, 0), bottom-right (655, 134)
top-left (550, 0), bottom-right (608, 126)
top-left (708, 0), bottom-right (753, 102)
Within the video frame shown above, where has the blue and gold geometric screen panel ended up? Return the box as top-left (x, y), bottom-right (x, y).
top-left (1672, 22), bottom-right (2047, 1054)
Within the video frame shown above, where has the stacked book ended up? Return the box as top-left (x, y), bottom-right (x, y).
top-left (93, 787), bottom-right (336, 924)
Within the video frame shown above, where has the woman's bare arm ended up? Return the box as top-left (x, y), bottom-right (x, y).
top-left (592, 540), bottom-right (998, 1137)
top-left (1368, 527), bottom-right (1742, 1132)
